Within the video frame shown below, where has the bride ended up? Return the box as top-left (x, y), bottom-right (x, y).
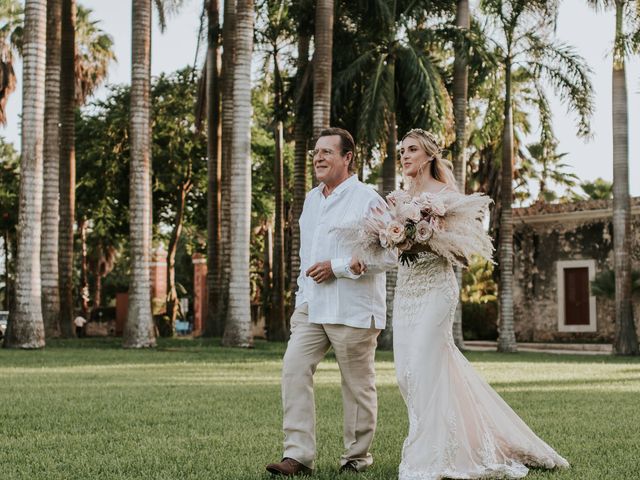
top-left (357, 128), bottom-right (570, 479)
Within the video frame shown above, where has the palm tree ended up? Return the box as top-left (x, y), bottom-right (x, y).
top-left (125, 0), bottom-right (156, 348)
top-left (4, 0), bottom-right (46, 349)
top-left (333, 0), bottom-right (449, 349)
top-left (58, 0), bottom-right (77, 338)
top-left (41, 0), bottom-right (62, 339)
top-left (258, 0), bottom-right (291, 340)
top-left (480, 0), bottom-right (594, 352)
top-left (526, 141), bottom-right (578, 203)
top-left (43, 3), bottom-right (114, 338)
top-left (586, 0), bottom-right (639, 355)
top-left (74, 6), bottom-right (116, 104)
top-left (222, 0), bottom-right (254, 347)
top-left (0, 0), bottom-right (21, 126)
top-left (574, 178), bottom-right (613, 201)
top-left (289, 27), bottom-right (311, 305)
top-left (313, 0), bottom-right (333, 137)
top-left (452, 0), bottom-right (470, 350)
top-left (204, 0), bottom-right (223, 337)
top-left (212, 0), bottom-right (236, 336)
top-left (288, 0), bottom-right (312, 310)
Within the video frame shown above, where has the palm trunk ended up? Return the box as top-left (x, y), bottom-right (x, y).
top-left (217, 0), bottom-right (236, 335)
top-left (497, 58), bottom-right (517, 353)
top-left (166, 181), bottom-right (191, 334)
top-left (3, 229), bottom-right (10, 311)
top-left (289, 32), bottom-right (310, 306)
top-left (611, 2), bottom-right (639, 355)
top-left (41, 0), bottom-right (62, 339)
top-left (452, 0), bottom-right (470, 351)
top-left (378, 106), bottom-right (397, 350)
top-left (124, 0), bottom-right (155, 348)
top-left (222, 0), bottom-right (254, 348)
top-left (204, 0), bottom-right (223, 337)
top-left (4, 0), bottom-right (46, 349)
top-left (262, 223), bottom-right (273, 328)
top-left (270, 119), bottom-right (287, 340)
top-left (312, 0), bottom-right (333, 138)
top-left (58, 0), bottom-right (76, 338)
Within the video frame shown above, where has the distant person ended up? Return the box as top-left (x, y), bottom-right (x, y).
top-left (74, 315), bottom-right (87, 338)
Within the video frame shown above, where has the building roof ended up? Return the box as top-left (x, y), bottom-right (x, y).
top-left (513, 197), bottom-right (640, 225)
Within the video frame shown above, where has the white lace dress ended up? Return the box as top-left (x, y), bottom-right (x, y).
top-left (393, 252), bottom-right (569, 480)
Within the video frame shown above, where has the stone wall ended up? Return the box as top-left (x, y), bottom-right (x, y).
top-left (513, 198), bottom-right (640, 342)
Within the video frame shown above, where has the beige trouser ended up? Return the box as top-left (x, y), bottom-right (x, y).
top-left (281, 304), bottom-right (381, 471)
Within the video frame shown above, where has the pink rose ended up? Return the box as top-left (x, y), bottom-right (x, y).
top-left (415, 220), bottom-right (434, 243)
top-left (386, 221), bottom-right (406, 245)
top-left (417, 192), bottom-right (446, 217)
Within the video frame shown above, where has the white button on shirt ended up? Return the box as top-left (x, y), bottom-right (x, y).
top-left (296, 175), bottom-right (395, 329)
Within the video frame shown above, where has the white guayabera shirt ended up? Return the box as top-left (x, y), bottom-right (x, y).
top-left (296, 174), bottom-right (395, 329)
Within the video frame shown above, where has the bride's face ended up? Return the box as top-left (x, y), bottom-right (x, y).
top-left (400, 137), bottom-right (430, 179)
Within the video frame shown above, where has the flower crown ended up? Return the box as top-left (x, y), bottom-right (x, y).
top-left (403, 128), bottom-right (444, 156)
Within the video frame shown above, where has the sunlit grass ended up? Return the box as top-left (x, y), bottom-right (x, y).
top-left (0, 338), bottom-right (639, 479)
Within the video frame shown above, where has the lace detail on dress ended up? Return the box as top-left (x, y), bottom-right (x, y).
top-left (393, 252), bottom-right (458, 326)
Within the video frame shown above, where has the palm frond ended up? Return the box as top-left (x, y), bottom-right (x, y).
top-left (524, 34), bottom-right (594, 138)
top-left (396, 42), bottom-right (446, 132)
top-left (356, 54), bottom-right (391, 147)
top-left (153, 0), bottom-right (186, 32)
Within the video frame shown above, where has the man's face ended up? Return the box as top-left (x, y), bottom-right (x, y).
top-left (313, 135), bottom-right (351, 187)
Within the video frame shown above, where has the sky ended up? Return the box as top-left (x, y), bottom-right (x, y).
top-left (3, 0), bottom-right (639, 196)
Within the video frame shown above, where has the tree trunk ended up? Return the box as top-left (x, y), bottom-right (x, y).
top-left (497, 58), bottom-right (517, 353)
top-left (611, 2), bottom-right (639, 355)
top-left (222, 0), bottom-right (254, 348)
top-left (41, 0), bottom-right (62, 339)
top-left (3, 230), bottom-right (10, 311)
top-left (270, 119), bottom-right (287, 340)
top-left (378, 107), bottom-right (397, 350)
top-left (58, 0), bottom-right (76, 338)
top-left (166, 182), bottom-right (191, 334)
top-left (262, 223), bottom-right (273, 330)
top-left (452, 0), bottom-right (470, 351)
top-left (79, 218), bottom-right (89, 318)
top-left (289, 32), bottom-right (310, 309)
top-left (312, 0), bottom-right (333, 138)
top-left (4, 0), bottom-right (46, 349)
top-left (216, 0), bottom-right (236, 336)
top-left (124, 0), bottom-right (156, 348)
top-left (204, 0), bottom-right (223, 337)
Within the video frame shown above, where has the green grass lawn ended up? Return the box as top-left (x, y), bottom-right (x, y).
top-left (1, 338), bottom-right (639, 480)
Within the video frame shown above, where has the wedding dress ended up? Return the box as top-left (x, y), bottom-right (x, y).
top-left (392, 251), bottom-right (570, 480)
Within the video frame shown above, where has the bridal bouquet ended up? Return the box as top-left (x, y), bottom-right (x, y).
top-left (337, 189), bottom-right (494, 267)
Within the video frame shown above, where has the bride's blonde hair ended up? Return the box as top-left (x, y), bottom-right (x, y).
top-left (401, 128), bottom-right (458, 191)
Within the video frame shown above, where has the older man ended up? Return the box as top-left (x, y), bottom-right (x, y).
top-left (266, 128), bottom-right (395, 476)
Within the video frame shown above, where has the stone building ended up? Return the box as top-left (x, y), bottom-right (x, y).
top-left (512, 198), bottom-right (640, 342)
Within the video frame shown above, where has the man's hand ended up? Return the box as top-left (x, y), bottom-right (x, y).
top-left (306, 261), bottom-right (335, 283)
top-left (349, 257), bottom-right (367, 275)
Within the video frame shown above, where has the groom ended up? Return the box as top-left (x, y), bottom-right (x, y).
top-left (266, 128), bottom-right (395, 476)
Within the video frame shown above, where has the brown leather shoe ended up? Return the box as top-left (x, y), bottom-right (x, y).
top-left (339, 460), bottom-right (359, 474)
top-left (266, 458), bottom-right (313, 476)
